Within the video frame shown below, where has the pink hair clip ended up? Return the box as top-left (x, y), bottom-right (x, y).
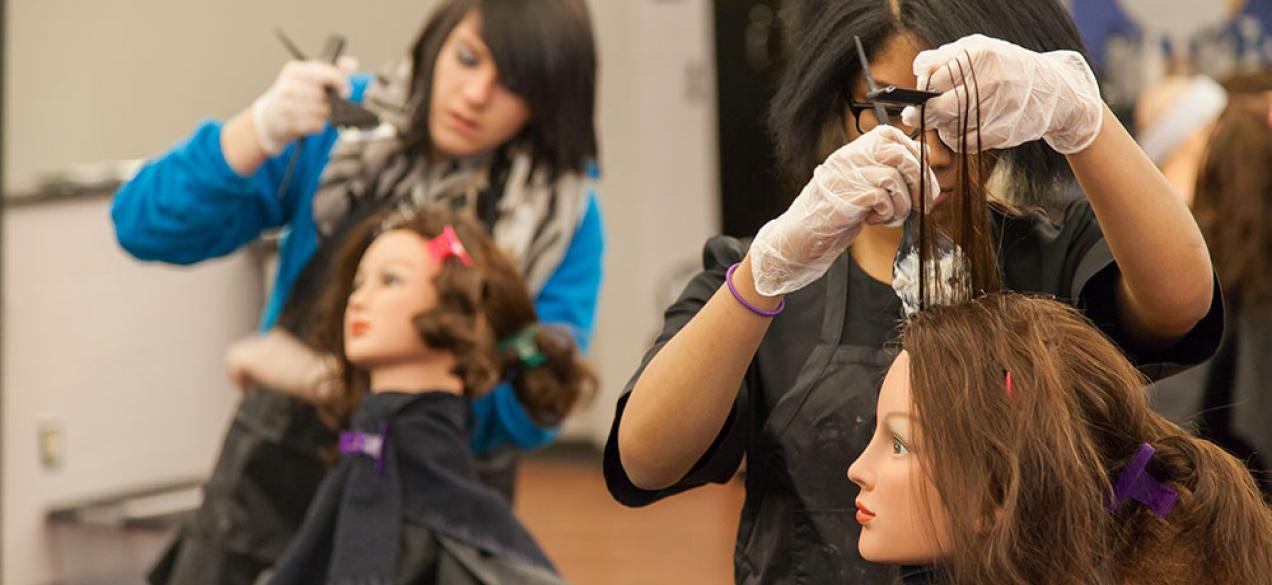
top-left (1005, 370), bottom-right (1016, 401)
top-left (426, 225), bottom-right (474, 267)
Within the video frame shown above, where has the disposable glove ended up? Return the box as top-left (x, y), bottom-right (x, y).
top-left (901, 34), bottom-right (1102, 154)
top-left (251, 56), bottom-right (358, 155)
top-left (750, 126), bottom-right (937, 296)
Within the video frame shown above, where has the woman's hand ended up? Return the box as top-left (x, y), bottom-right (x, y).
top-left (222, 56), bottom-right (358, 175)
top-left (250, 56), bottom-right (358, 155)
top-left (749, 126), bottom-right (934, 296)
top-left (225, 328), bottom-right (338, 403)
top-left (901, 34), bottom-right (1103, 155)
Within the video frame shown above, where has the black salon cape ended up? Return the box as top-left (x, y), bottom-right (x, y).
top-left (603, 198), bottom-right (1224, 585)
top-left (265, 391), bottom-right (564, 585)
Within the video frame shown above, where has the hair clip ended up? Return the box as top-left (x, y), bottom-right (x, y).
top-left (1105, 443), bottom-right (1178, 519)
top-left (499, 325), bottom-right (547, 368)
top-left (426, 225), bottom-right (474, 267)
top-left (1005, 370), bottom-right (1015, 401)
top-left (339, 422), bottom-right (389, 476)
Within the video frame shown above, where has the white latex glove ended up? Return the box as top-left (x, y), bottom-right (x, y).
top-left (251, 56), bottom-right (358, 155)
top-left (225, 328), bottom-right (338, 403)
top-left (750, 126), bottom-right (937, 296)
top-left (900, 34), bottom-right (1103, 155)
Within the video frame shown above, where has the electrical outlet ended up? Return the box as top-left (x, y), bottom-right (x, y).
top-left (38, 418), bottom-right (65, 470)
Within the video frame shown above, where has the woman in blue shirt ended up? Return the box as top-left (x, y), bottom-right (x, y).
top-left (111, 1), bottom-right (601, 583)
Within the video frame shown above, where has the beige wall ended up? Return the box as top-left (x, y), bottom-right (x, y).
top-left (573, 0), bottom-right (719, 443)
top-left (2, 198), bottom-right (263, 584)
top-left (4, 0), bottom-right (436, 195)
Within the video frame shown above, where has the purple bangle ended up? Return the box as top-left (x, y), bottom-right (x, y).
top-left (725, 262), bottom-right (785, 317)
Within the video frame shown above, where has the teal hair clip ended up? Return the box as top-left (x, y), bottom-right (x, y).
top-left (499, 325), bottom-right (546, 368)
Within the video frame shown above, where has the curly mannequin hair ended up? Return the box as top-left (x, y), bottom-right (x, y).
top-left (311, 205), bottom-right (596, 427)
top-left (898, 293), bottom-right (1272, 585)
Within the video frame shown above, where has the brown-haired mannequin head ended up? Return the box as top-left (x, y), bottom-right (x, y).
top-left (312, 205), bottom-right (595, 426)
top-left (848, 293), bottom-right (1272, 584)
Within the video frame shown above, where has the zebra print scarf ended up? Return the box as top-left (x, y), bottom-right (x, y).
top-left (310, 59), bottom-right (588, 294)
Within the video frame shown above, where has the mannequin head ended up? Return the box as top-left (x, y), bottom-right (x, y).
top-left (847, 350), bottom-right (953, 564)
top-left (314, 206), bottom-right (596, 424)
top-left (849, 293), bottom-right (1272, 584)
top-left (343, 228), bottom-right (451, 373)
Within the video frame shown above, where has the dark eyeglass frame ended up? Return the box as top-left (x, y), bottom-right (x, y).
top-left (844, 93), bottom-right (922, 139)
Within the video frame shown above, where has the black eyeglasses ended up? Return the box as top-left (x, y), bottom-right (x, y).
top-left (844, 94), bottom-right (922, 139)
top-left (846, 35), bottom-right (937, 141)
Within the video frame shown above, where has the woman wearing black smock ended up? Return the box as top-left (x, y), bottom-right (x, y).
top-left (603, 2), bottom-right (1223, 584)
top-left (604, 197), bottom-right (1221, 583)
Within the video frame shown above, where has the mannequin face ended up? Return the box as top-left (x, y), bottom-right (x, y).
top-left (429, 10), bottom-right (532, 159)
top-left (847, 350), bottom-right (953, 564)
top-left (344, 230), bottom-right (440, 369)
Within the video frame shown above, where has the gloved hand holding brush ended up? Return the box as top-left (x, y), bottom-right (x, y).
top-left (749, 126), bottom-right (938, 297)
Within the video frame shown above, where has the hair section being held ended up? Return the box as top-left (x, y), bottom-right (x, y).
top-left (899, 293), bottom-right (1272, 585)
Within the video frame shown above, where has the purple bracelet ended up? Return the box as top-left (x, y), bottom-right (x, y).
top-left (725, 262), bottom-right (785, 317)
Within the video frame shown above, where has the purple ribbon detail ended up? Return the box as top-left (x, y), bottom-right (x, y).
top-left (339, 422), bottom-right (390, 476)
top-left (1106, 443), bottom-right (1178, 519)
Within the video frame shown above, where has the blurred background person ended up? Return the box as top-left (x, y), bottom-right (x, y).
top-left (1133, 74), bottom-right (1228, 205)
top-left (1149, 71), bottom-right (1272, 500)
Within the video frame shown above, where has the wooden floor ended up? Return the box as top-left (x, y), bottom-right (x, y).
top-left (43, 450), bottom-right (745, 585)
top-left (515, 456), bottom-right (744, 585)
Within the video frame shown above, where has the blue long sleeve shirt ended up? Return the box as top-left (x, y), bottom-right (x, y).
top-left (111, 74), bottom-right (604, 452)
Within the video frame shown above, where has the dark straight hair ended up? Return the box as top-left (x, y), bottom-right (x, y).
top-left (403, 0), bottom-right (599, 177)
top-left (769, 0), bottom-right (1089, 206)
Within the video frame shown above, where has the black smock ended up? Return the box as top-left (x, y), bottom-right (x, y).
top-left (603, 198), bottom-right (1223, 585)
top-left (266, 391), bottom-right (565, 585)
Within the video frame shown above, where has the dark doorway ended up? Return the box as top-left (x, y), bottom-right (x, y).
top-left (713, 0), bottom-right (786, 238)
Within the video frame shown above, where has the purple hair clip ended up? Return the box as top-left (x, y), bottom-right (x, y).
top-left (1105, 443), bottom-right (1178, 519)
top-left (426, 225), bottom-right (474, 267)
top-left (339, 422), bottom-right (390, 476)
